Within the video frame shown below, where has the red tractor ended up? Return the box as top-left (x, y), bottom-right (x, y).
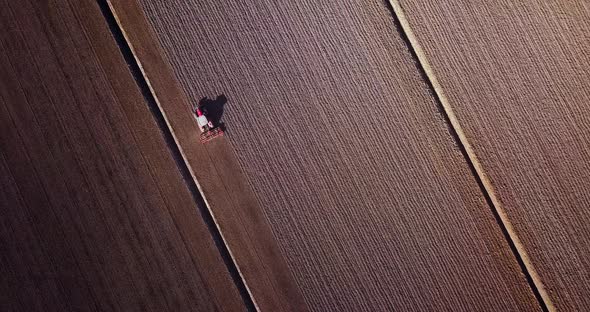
top-left (194, 107), bottom-right (224, 143)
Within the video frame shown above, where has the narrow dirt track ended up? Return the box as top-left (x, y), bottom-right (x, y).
top-left (394, 1), bottom-right (590, 310)
top-left (0, 1), bottom-right (246, 311)
top-left (113, 0), bottom-right (543, 310)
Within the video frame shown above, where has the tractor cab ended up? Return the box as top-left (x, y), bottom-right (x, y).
top-left (194, 106), bottom-right (224, 143)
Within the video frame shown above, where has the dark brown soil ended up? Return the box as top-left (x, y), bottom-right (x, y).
top-left (0, 1), bottom-right (246, 311)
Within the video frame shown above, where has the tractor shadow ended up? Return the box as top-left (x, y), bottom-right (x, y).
top-left (199, 95), bottom-right (227, 130)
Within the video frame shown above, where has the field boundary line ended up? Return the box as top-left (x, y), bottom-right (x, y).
top-left (385, 1), bottom-right (554, 311)
top-left (96, 1), bottom-right (258, 310)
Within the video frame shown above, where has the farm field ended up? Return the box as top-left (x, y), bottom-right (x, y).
top-left (393, 0), bottom-right (590, 310)
top-left (111, 0), bottom-right (543, 310)
top-left (0, 1), bottom-right (247, 311)
top-left (2, 0), bottom-right (589, 310)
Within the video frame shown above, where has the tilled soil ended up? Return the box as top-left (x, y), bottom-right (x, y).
top-left (132, 0), bottom-right (542, 310)
top-left (0, 1), bottom-right (246, 311)
top-left (396, 0), bottom-right (590, 310)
